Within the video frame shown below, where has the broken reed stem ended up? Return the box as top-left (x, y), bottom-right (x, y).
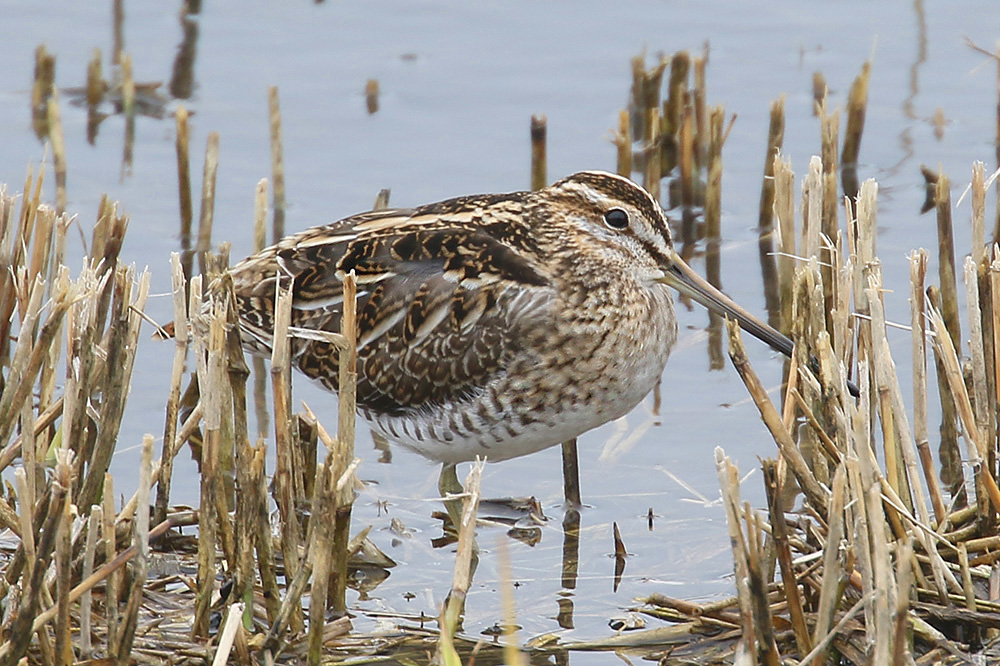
top-left (268, 86), bottom-right (286, 243)
top-left (819, 106), bottom-right (839, 334)
top-left (175, 106), bottom-right (193, 258)
top-left (530, 115), bottom-right (547, 191)
top-left (46, 90), bottom-right (67, 216)
top-left (929, 304), bottom-right (1000, 515)
top-left (935, 171), bottom-right (961, 350)
top-left (965, 257), bottom-right (991, 455)
top-left (616, 110), bottom-right (632, 177)
top-left (154, 254), bottom-right (189, 525)
top-left (715, 450), bottom-right (779, 665)
top-left (758, 97), bottom-right (785, 318)
top-left (114, 435), bottom-right (154, 664)
top-left (54, 461), bottom-right (72, 666)
top-left (437, 461), bottom-right (484, 664)
top-left (196, 132), bottom-right (220, 276)
top-left (705, 106), bottom-right (724, 369)
top-left (762, 460), bottom-right (812, 656)
top-left (103, 474), bottom-right (119, 641)
top-left (643, 106), bottom-right (662, 204)
top-left (331, 270), bottom-right (358, 615)
top-left (79, 506), bottom-right (102, 659)
top-left (910, 250), bottom-right (946, 523)
top-left (270, 278), bottom-right (304, 631)
top-left (841, 61), bottom-right (871, 206)
top-left (0, 454), bottom-right (71, 665)
top-left (192, 302), bottom-right (225, 639)
top-left (774, 155), bottom-right (796, 332)
top-left (811, 465), bottom-right (846, 659)
top-left (726, 319), bottom-right (830, 515)
top-left (306, 441), bottom-right (337, 666)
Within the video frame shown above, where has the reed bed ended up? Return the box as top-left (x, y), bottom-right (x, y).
top-left (2, 45), bottom-right (1000, 666)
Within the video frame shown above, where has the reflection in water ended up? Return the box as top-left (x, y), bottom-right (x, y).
top-left (170, 4), bottom-right (200, 100)
top-left (893, 0), bottom-right (927, 177)
top-left (756, 100), bottom-right (784, 334)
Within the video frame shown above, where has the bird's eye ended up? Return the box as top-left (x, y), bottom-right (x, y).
top-left (604, 208), bottom-right (629, 230)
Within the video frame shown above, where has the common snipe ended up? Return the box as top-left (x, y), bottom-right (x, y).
top-left (229, 171), bottom-right (796, 466)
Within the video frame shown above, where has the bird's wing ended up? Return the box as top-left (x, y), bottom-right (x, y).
top-left (230, 204), bottom-right (554, 413)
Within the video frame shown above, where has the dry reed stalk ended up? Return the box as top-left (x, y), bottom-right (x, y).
top-left (811, 465), bottom-right (846, 661)
top-left (0, 273), bottom-right (73, 448)
top-left (81, 267), bottom-right (150, 511)
top-left (250, 443), bottom-right (280, 625)
top-left (302, 415), bottom-right (341, 666)
top-left (254, 178), bottom-right (268, 252)
top-left (269, 86), bottom-right (286, 242)
top-left (972, 163), bottom-right (986, 265)
top-left (31, 45), bottom-right (55, 139)
top-left (437, 460), bottom-right (484, 664)
top-left (79, 506), bottom-right (102, 658)
top-left (965, 257), bottom-right (991, 459)
top-left (993, 246), bottom-right (1000, 454)
top-left (910, 250), bottom-right (946, 522)
top-left (705, 107), bottom-right (724, 369)
top-left (192, 302), bottom-right (226, 638)
top-left (928, 305), bottom-right (1000, 514)
top-left (175, 106), bottom-right (193, 274)
top-left (757, 99), bottom-right (784, 324)
top-left (103, 474), bottom-right (119, 641)
top-left (773, 155), bottom-right (796, 332)
top-left (86, 48), bottom-right (104, 106)
top-left (727, 318), bottom-right (829, 513)
top-left (46, 91), bottom-right (67, 215)
top-left (935, 172), bottom-right (961, 350)
top-left (530, 115), bottom-right (547, 191)
top-left (664, 52), bottom-right (689, 142)
top-left (54, 469), bottom-right (73, 665)
top-left (643, 106), bottom-right (661, 204)
top-left (819, 107), bottom-right (839, 333)
top-left (196, 132), bottom-right (220, 275)
top-left (331, 271), bottom-right (359, 615)
top-left (801, 156), bottom-right (823, 263)
top-left (678, 103), bottom-right (695, 210)
top-left (892, 540), bottom-right (915, 664)
top-left (714, 449), bottom-right (778, 665)
top-left (616, 109), bottom-right (631, 177)
top-left (958, 544), bottom-right (977, 611)
top-left (212, 603), bottom-right (246, 666)
top-left (364, 79), bottom-right (379, 114)
top-left (693, 49), bottom-right (709, 159)
top-left (114, 436), bottom-right (154, 664)
top-left (155, 254), bottom-right (190, 524)
top-left (269, 279), bottom-right (304, 631)
top-left (867, 273), bottom-right (922, 515)
top-left (0, 453), bottom-right (71, 665)
top-left (762, 459), bottom-right (812, 655)
top-left (252, 179), bottom-right (271, 436)
top-left (841, 62), bottom-right (871, 206)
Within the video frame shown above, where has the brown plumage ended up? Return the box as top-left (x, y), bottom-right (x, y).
top-left (228, 171), bottom-right (796, 463)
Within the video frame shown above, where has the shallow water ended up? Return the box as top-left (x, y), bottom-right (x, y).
top-left (2, 0), bottom-right (999, 657)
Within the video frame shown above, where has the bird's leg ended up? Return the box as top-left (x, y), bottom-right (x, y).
top-left (439, 462), bottom-right (463, 496)
top-left (438, 462), bottom-right (464, 536)
top-left (561, 438), bottom-right (582, 508)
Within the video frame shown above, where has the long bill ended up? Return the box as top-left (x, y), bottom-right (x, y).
top-left (656, 250), bottom-right (860, 398)
top-left (657, 250), bottom-right (793, 357)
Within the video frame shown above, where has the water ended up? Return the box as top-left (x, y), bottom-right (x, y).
top-left (2, 0), bottom-right (998, 658)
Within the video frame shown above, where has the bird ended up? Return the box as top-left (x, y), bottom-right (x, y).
top-left (226, 171), bottom-right (803, 487)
